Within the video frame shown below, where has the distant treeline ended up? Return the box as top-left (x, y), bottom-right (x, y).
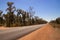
top-left (49, 17), bottom-right (60, 28)
top-left (0, 2), bottom-right (47, 27)
top-left (50, 17), bottom-right (60, 24)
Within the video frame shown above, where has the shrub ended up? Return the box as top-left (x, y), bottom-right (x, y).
top-left (49, 17), bottom-right (60, 28)
top-left (56, 17), bottom-right (60, 24)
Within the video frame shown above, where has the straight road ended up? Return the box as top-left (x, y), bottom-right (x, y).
top-left (0, 24), bottom-right (45, 40)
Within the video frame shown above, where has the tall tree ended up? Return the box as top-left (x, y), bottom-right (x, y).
top-left (16, 9), bottom-right (22, 26)
top-left (0, 10), bottom-right (3, 25)
top-left (21, 10), bottom-right (26, 26)
top-left (28, 7), bottom-right (35, 25)
top-left (0, 10), bottom-right (3, 16)
top-left (5, 2), bottom-right (16, 27)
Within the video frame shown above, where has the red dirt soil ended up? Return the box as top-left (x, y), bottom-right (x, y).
top-left (0, 26), bottom-right (9, 30)
top-left (18, 24), bottom-right (60, 40)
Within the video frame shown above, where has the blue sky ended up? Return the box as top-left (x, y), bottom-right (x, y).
top-left (0, 0), bottom-right (60, 21)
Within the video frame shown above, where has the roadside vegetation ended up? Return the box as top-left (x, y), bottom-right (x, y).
top-left (49, 17), bottom-right (60, 28)
top-left (0, 2), bottom-right (47, 27)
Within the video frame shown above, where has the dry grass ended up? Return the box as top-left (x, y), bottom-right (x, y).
top-left (18, 24), bottom-right (60, 40)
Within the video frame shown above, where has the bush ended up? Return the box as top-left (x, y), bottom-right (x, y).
top-left (49, 17), bottom-right (60, 28)
top-left (56, 17), bottom-right (60, 24)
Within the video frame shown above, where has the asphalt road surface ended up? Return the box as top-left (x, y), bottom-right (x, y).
top-left (0, 24), bottom-right (45, 40)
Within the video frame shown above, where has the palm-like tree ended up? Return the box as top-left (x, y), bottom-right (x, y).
top-left (6, 2), bottom-right (16, 12)
top-left (5, 2), bottom-right (16, 27)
